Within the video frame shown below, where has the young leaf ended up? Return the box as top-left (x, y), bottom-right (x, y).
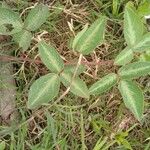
top-left (124, 2), bottom-right (144, 46)
top-left (74, 16), bottom-right (106, 55)
top-left (118, 80), bottom-right (144, 121)
top-left (0, 141), bottom-right (5, 150)
top-left (64, 64), bottom-right (86, 75)
top-left (0, 25), bottom-right (7, 34)
top-left (112, 0), bottom-right (119, 16)
top-left (118, 62), bottom-right (150, 79)
top-left (60, 72), bottom-right (89, 98)
top-left (89, 73), bottom-right (117, 95)
top-left (118, 137), bottom-right (133, 150)
top-left (72, 24), bottom-right (88, 50)
top-left (137, 1), bottom-right (150, 17)
top-left (140, 51), bottom-right (150, 62)
top-left (24, 4), bottom-right (49, 31)
top-left (13, 29), bottom-right (32, 51)
top-left (27, 73), bottom-right (60, 109)
top-left (38, 40), bottom-right (64, 73)
top-left (114, 47), bottom-right (134, 66)
top-left (133, 33), bottom-right (150, 52)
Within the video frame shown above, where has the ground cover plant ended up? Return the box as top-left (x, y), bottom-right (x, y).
top-left (0, 0), bottom-right (150, 149)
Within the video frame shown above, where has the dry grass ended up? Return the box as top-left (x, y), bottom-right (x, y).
top-left (0, 0), bottom-right (150, 150)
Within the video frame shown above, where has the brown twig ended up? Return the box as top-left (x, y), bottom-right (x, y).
top-left (0, 55), bottom-right (114, 66)
top-left (53, 54), bottom-right (83, 106)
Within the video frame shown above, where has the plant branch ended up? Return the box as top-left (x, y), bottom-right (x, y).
top-left (51, 54), bottom-right (83, 105)
top-left (0, 55), bottom-right (113, 66)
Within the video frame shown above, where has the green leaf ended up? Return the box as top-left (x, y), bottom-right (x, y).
top-left (27, 73), bottom-right (60, 109)
top-left (112, 0), bottom-right (119, 16)
top-left (64, 64), bottom-right (86, 75)
top-left (0, 7), bottom-right (22, 35)
top-left (74, 16), bottom-right (106, 55)
top-left (13, 29), bottom-right (32, 51)
top-left (114, 47), bottom-right (134, 66)
top-left (133, 33), bottom-right (150, 52)
top-left (38, 40), bottom-right (64, 73)
top-left (0, 141), bottom-right (5, 150)
top-left (0, 7), bottom-right (22, 25)
top-left (118, 62), bottom-right (150, 79)
top-left (118, 80), bottom-right (144, 121)
top-left (124, 2), bottom-right (144, 46)
top-left (72, 24), bottom-right (88, 50)
top-left (0, 25), bottom-right (7, 34)
top-left (118, 137), bottom-right (133, 150)
top-left (138, 1), bottom-right (150, 17)
top-left (24, 4), bottom-right (49, 31)
top-left (60, 72), bottom-right (89, 98)
top-left (140, 51), bottom-right (150, 62)
top-left (89, 73), bottom-right (117, 95)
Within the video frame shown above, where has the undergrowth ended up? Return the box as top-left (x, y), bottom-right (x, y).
top-left (0, 0), bottom-right (150, 150)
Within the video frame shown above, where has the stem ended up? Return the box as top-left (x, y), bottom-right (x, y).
top-left (52, 54), bottom-right (83, 105)
top-left (0, 55), bottom-right (113, 66)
